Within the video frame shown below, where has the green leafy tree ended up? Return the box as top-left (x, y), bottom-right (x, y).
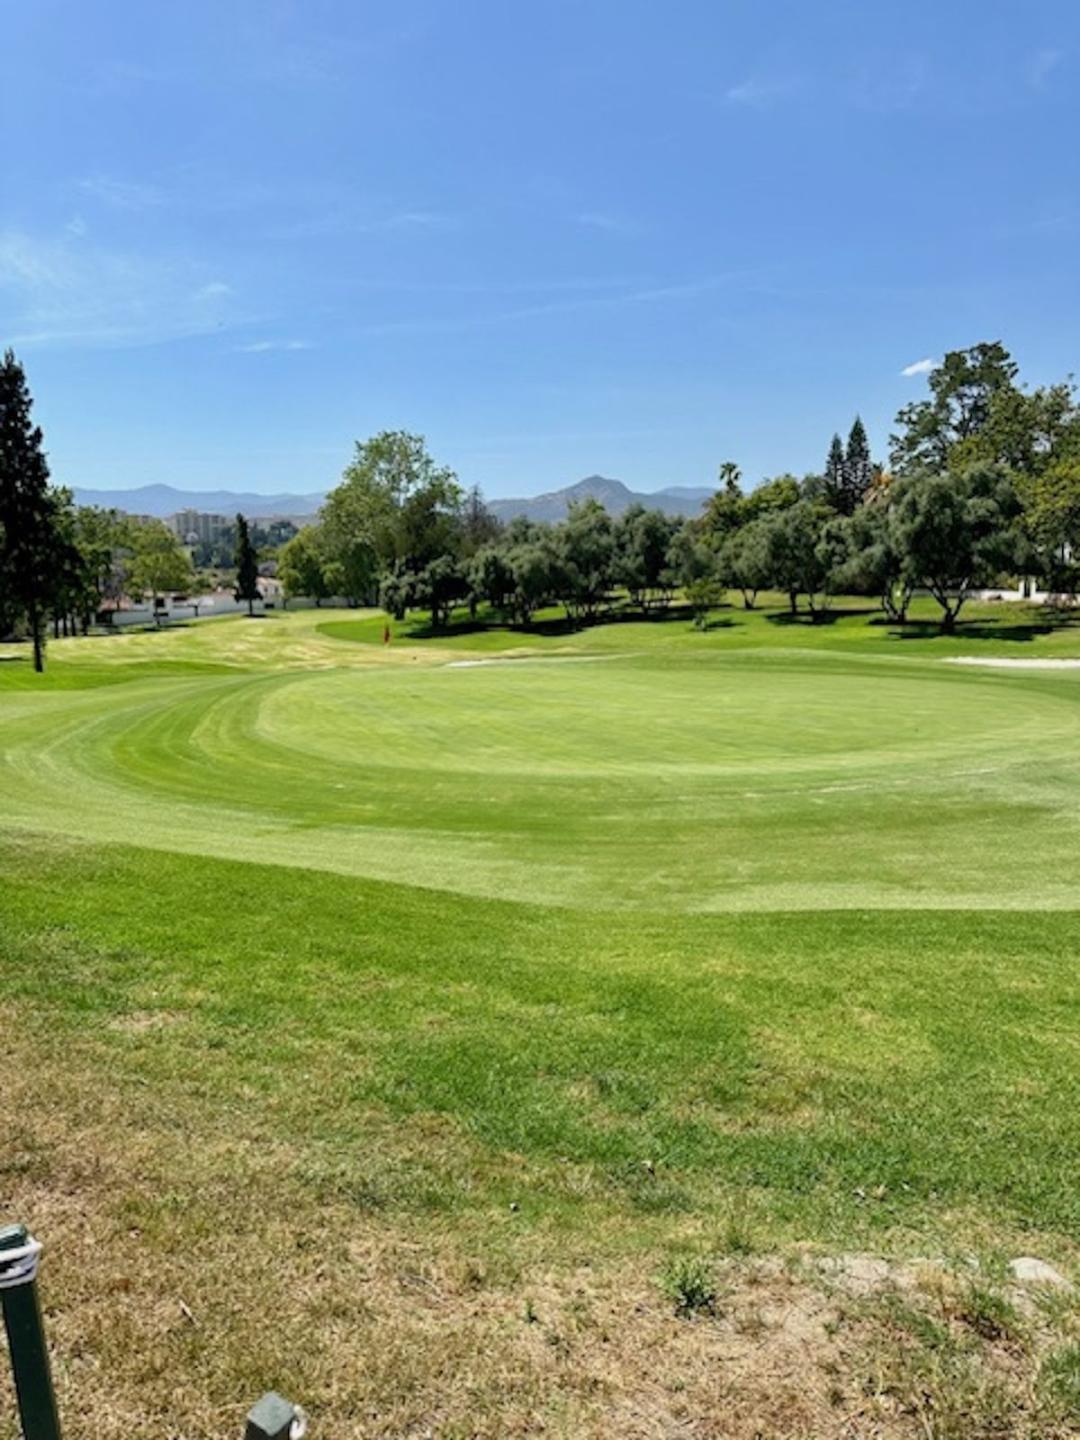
top-left (741, 473), bottom-right (801, 522)
top-left (759, 500), bottom-right (836, 617)
top-left (468, 544), bottom-right (516, 619)
top-left (379, 566), bottom-right (413, 620)
top-left (556, 499), bottom-right (614, 622)
top-left (322, 537), bottom-right (378, 607)
top-left (327, 430), bottom-right (463, 567)
top-left (889, 343), bottom-right (1020, 476)
top-left (278, 526), bottom-right (330, 605)
top-left (73, 506), bottom-right (135, 617)
top-left (129, 520), bottom-right (194, 621)
top-left (415, 553), bottom-right (469, 628)
top-left (699, 461), bottom-right (744, 542)
top-left (0, 351), bottom-right (64, 671)
top-left (234, 513), bottom-right (260, 615)
top-left (832, 496), bottom-right (914, 622)
top-left (506, 538), bottom-right (555, 625)
top-left (668, 521), bottom-right (722, 625)
top-left (1017, 459), bottom-right (1080, 591)
top-left (615, 505), bottom-right (679, 612)
top-left (890, 464), bottom-right (1027, 630)
top-left (684, 575), bottom-right (726, 629)
top-left (719, 519), bottom-right (771, 609)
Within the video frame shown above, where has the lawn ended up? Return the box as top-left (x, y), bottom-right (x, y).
top-left (1, 600), bottom-right (1078, 1438)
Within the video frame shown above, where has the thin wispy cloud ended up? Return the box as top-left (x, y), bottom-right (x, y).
top-left (0, 228), bottom-right (246, 349)
top-left (235, 340), bottom-right (312, 353)
top-left (79, 59), bottom-right (163, 98)
top-left (726, 75), bottom-right (799, 108)
top-left (270, 205), bottom-right (461, 241)
top-left (78, 173), bottom-right (166, 210)
top-left (0, 233), bottom-right (66, 288)
top-left (355, 271), bottom-right (761, 338)
top-left (575, 211), bottom-right (637, 234)
top-left (851, 53), bottom-right (927, 113)
top-left (901, 357), bottom-right (935, 377)
top-left (1026, 48), bottom-right (1064, 89)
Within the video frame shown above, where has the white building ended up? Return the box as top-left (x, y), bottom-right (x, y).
top-left (166, 509), bottom-right (230, 545)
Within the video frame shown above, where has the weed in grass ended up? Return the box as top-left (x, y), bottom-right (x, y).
top-left (719, 1213), bottom-right (758, 1257)
top-left (660, 1256), bottom-right (718, 1318)
top-left (1039, 1343), bottom-right (1080, 1423)
top-left (957, 1282), bottom-right (1022, 1343)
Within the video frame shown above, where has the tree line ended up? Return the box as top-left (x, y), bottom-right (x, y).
top-left (279, 342), bottom-right (1080, 634)
top-left (4, 340), bottom-right (1080, 670)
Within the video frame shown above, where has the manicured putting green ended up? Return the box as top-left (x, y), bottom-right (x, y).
top-left (3, 621), bottom-right (1080, 910)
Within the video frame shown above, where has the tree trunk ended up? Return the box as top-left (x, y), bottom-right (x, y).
top-left (31, 608), bottom-right (44, 673)
top-left (788, 589), bottom-right (798, 615)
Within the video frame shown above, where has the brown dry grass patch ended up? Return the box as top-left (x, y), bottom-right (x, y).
top-left (1, 1018), bottom-right (1075, 1439)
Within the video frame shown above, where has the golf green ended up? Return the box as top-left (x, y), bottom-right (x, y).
top-left (2, 624), bottom-right (1080, 911)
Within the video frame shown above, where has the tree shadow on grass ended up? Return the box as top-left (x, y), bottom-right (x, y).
top-left (403, 614), bottom-right (578, 641)
top-left (765, 606), bottom-right (876, 627)
top-left (405, 601), bottom-right (733, 641)
top-left (887, 619), bottom-right (1061, 644)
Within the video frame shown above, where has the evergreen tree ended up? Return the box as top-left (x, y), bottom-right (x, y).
top-left (843, 416), bottom-right (873, 512)
top-left (0, 350), bottom-right (60, 671)
top-left (234, 513), bottom-right (260, 615)
top-left (823, 433), bottom-right (846, 514)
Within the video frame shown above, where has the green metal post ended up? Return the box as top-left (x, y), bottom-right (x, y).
top-left (0, 1225), bottom-right (62, 1440)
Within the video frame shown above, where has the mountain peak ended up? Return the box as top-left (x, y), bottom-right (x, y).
top-left (487, 475), bottom-right (711, 523)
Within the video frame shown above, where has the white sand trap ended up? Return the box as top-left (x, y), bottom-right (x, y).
top-left (946, 656), bottom-right (1080, 669)
top-left (445, 653), bottom-right (630, 669)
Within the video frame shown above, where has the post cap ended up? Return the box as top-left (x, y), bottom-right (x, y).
top-left (0, 1225), bottom-right (42, 1290)
top-left (245, 1392), bottom-right (306, 1440)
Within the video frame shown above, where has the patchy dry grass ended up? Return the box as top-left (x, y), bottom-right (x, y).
top-left (2, 1010), bottom-right (1075, 1440)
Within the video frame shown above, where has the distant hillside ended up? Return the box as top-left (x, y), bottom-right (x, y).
top-left (71, 483), bottom-right (325, 520)
top-left (71, 475), bottom-right (713, 525)
top-left (488, 475), bottom-right (713, 523)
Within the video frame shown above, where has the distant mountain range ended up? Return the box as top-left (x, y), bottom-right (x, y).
top-left (71, 475), bottom-right (714, 524)
top-left (70, 483), bottom-right (324, 519)
top-left (489, 476), bottom-right (713, 522)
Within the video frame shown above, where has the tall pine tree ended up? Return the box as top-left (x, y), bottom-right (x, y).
top-left (823, 433), bottom-right (847, 513)
top-left (843, 416), bottom-right (873, 513)
top-left (234, 512), bottom-right (260, 616)
top-left (0, 350), bottom-right (60, 671)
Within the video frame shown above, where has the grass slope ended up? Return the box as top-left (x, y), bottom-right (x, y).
top-left (1, 601), bottom-right (1078, 1438)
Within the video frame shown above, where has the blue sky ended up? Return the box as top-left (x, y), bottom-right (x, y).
top-left (2, 1), bottom-right (1079, 499)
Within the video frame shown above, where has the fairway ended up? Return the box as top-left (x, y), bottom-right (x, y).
top-left (1, 604), bottom-right (1078, 1438)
